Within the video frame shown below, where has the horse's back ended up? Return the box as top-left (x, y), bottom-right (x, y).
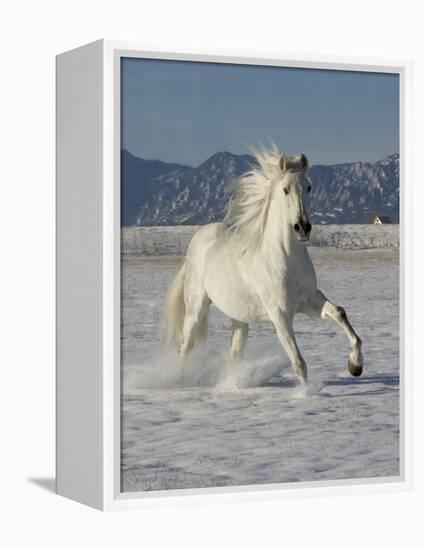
top-left (183, 222), bottom-right (222, 283)
top-left (184, 222), bottom-right (222, 266)
top-left (187, 222), bottom-right (223, 253)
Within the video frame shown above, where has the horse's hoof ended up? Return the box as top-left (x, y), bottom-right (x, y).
top-left (348, 359), bottom-right (363, 377)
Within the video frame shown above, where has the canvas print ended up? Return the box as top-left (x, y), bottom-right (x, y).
top-left (120, 58), bottom-right (400, 492)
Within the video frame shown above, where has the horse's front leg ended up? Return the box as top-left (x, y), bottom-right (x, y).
top-left (269, 309), bottom-right (308, 386)
top-left (300, 290), bottom-right (363, 377)
top-left (322, 300), bottom-right (363, 377)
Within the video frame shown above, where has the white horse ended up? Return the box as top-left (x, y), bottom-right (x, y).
top-left (162, 148), bottom-right (363, 386)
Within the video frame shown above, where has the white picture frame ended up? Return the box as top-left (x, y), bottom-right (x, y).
top-left (56, 39), bottom-right (413, 511)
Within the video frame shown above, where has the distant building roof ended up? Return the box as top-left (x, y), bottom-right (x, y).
top-left (372, 215), bottom-right (392, 224)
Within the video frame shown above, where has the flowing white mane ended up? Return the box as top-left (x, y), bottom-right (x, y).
top-left (223, 147), bottom-right (305, 254)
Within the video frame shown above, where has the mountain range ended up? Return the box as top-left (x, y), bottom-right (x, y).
top-left (121, 149), bottom-right (399, 226)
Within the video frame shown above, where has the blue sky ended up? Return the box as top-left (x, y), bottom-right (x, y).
top-left (121, 57), bottom-right (399, 167)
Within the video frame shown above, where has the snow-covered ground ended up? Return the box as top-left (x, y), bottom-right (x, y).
top-left (121, 243), bottom-right (400, 492)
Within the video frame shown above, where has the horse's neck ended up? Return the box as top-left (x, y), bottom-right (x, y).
top-left (262, 207), bottom-right (302, 262)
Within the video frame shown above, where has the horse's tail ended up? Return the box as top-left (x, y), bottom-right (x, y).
top-left (161, 260), bottom-right (209, 350)
top-left (162, 261), bottom-right (187, 349)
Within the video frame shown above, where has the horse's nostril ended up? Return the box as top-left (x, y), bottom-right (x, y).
top-left (294, 223), bottom-right (300, 232)
top-left (305, 223), bottom-right (312, 233)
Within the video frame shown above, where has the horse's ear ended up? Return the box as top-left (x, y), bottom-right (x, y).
top-left (279, 155), bottom-right (287, 172)
top-left (300, 153), bottom-right (308, 171)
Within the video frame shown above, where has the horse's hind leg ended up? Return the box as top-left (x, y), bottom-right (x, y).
top-left (229, 319), bottom-right (249, 360)
top-left (179, 292), bottom-right (210, 356)
top-left (300, 290), bottom-right (363, 377)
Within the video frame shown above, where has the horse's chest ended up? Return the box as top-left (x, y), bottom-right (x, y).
top-left (281, 258), bottom-right (316, 304)
top-left (286, 263), bottom-right (311, 291)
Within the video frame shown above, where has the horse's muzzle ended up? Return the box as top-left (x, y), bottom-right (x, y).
top-left (294, 220), bottom-right (312, 241)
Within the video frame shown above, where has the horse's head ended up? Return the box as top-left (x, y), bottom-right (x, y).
top-left (279, 153), bottom-right (312, 241)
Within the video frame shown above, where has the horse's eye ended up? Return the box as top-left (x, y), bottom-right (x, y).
top-left (283, 187), bottom-right (289, 195)
top-left (307, 185), bottom-right (311, 193)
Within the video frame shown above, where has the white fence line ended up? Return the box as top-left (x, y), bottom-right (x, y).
top-left (122, 224), bottom-right (400, 256)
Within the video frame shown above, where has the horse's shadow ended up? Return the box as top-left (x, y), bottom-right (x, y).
top-left (325, 373), bottom-right (399, 387)
top-left (264, 373), bottom-right (399, 396)
top-left (320, 373), bottom-right (399, 398)
top-left (265, 377), bottom-right (298, 389)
